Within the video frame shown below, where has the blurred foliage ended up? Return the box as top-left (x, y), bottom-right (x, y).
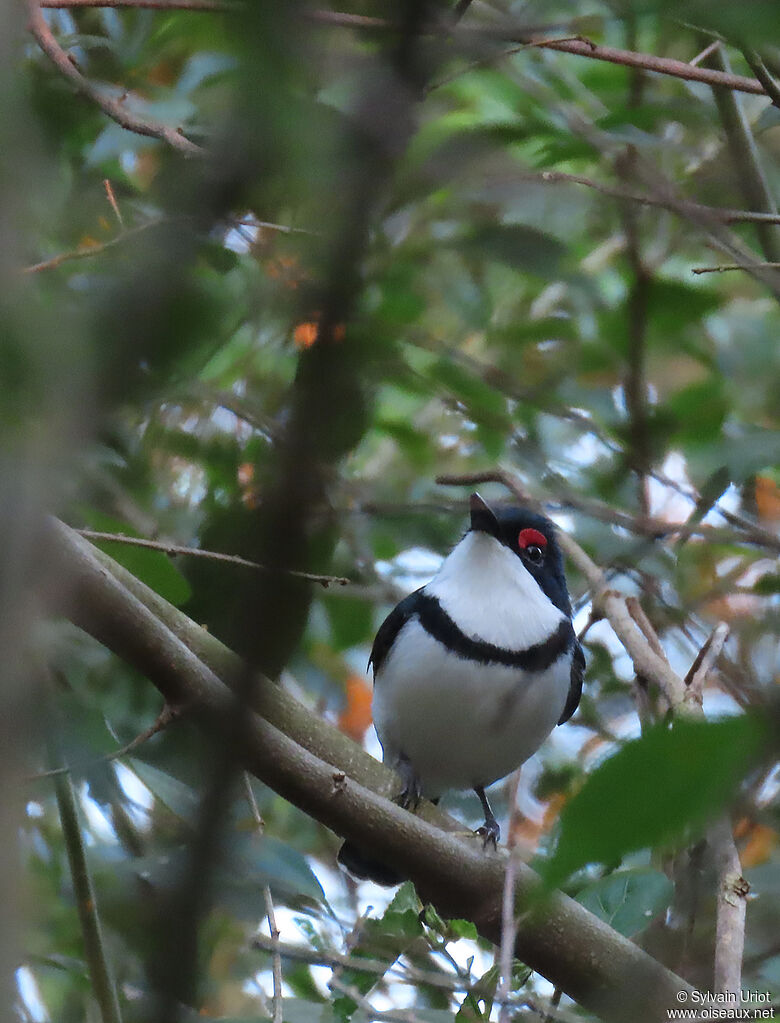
top-left (6, 0), bottom-right (780, 1020)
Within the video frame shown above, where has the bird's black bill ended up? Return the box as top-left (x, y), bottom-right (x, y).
top-left (469, 492), bottom-right (499, 536)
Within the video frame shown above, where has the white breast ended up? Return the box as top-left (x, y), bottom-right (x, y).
top-left (372, 618), bottom-right (572, 797)
top-left (426, 531), bottom-right (564, 650)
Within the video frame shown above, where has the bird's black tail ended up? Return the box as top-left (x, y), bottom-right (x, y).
top-left (337, 840), bottom-right (404, 887)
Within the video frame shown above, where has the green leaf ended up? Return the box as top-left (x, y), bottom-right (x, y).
top-left (127, 758), bottom-right (199, 821)
top-left (753, 574), bottom-right (780, 595)
top-left (331, 883), bottom-right (423, 1021)
top-left (661, 379), bottom-right (728, 446)
top-left (460, 225), bottom-right (567, 278)
top-left (446, 918), bottom-right (478, 941)
top-left (223, 834), bottom-right (325, 907)
top-left (575, 869), bottom-right (673, 936)
top-left (322, 594), bottom-right (373, 651)
top-left (542, 715), bottom-right (768, 888)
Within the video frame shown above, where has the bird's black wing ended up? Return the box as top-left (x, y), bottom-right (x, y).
top-left (368, 588), bottom-right (423, 678)
top-left (558, 640), bottom-right (585, 725)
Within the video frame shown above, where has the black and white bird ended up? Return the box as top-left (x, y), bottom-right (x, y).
top-left (339, 492), bottom-right (584, 885)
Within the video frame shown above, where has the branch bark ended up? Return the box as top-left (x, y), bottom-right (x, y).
top-left (27, 0), bottom-right (203, 155)
top-left (32, 3), bottom-right (770, 97)
top-left (707, 46), bottom-right (780, 263)
top-left (44, 517), bottom-right (694, 1023)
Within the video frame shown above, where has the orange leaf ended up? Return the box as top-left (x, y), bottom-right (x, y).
top-left (237, 462), bottom-right (254, 487)
top-left (755, 476), bottom-right (780, 523)
top-left (338, 675), bottom-right (373, 742)
top-left (294, 322), bottom-right (319, 349)
top-left (741, 823), bottom-right (778, 868)
top-left (237, 462), bottom-right (260, 509)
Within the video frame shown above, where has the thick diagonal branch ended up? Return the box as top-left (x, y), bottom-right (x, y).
top-left (45, 518), bottom-right (694, 1023)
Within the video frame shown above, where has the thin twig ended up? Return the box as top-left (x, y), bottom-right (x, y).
top-left (428, 36), bottom-right (596, 91)
top-left (328, 975), bottom-right (429, 1023)
top-left (31, 1), bottom-right (773, 98)
top-left (40, 0), bottom-right (228, 9)
top-left (23, 220), bottom-right (163, 274)
top-left (689, 40), bottom-right (720, 67)
top-left (625, 597), bottom-right (667, 663)
top-left (707, 46), bottom-right (780, 263)
top-left (263, 886), bottom-right (283, 1023)
top-left (76, 528), bottom-right (351, 587)
top-left (103, 179), bottom-right (124, 227)
top-left (684, 624), bottom-right (746, 996)
top-left (30, 703), bottom-right (179, 781)
top-left (497, 769), bottom-right (523, 1023)
top-left (744, 50), bottom-right (780, 111)
top-left (24, 215), bottom-right (312, 274)
top-left (253, 933), bottom-right (471, 993)
top-left (683, 622), bottom-right (730, 707)
top-left (27, 0), bottom-right (203, 155)
top-left (625, 597), bottom-right (666, 722)
top-left (534, 170), bottom-right (780, 225)
top-left (243, 772), bottom-right (265, 830)
top-left (305, 11), bottom-right (767, 96)
top-left (710, 819), bottom-right (750, 997)
top-left (53, 762), bottom-right (123, 1023)
top-left (692, 261), bottom-right (780, 274)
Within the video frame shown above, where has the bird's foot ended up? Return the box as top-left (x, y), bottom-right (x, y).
top-left (473, 786), bottom-right (500, 849)
top-left (396, 755), bottom-right (422, 811)
top-left (475, 815), bottom-right (500, 850)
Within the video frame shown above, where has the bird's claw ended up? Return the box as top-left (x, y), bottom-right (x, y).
top-left (476, 818), bottom-right (500, 850)
top-left (397, 755), bottom-right (422, 811)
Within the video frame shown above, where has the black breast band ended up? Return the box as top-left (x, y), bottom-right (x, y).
top-left (415, 593), bottom-right (574, 671)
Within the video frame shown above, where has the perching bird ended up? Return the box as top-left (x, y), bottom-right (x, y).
top-left (338, 492), bottom-right (584, 885)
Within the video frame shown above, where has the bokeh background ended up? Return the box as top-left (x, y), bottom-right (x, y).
top-left (3, 1), bottom-right (780, 1020)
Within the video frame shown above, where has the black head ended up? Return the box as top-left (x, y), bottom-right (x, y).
top-left (468, 492), bottom-right (573, 617)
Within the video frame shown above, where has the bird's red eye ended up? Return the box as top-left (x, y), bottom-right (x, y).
top-left (518, 528), bottom-right (547, 550)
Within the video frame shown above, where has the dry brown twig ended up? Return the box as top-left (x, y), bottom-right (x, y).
top-left (497, 769), bottom-right (523, 1023)
top-left (76, 528), bottom-right (350, 587)
top-left (40, 0), bottom-right (227, 7)
top-left (27, 0), bottom-right (203, 155)
top-left (692, 261), bottom-right (780, 274)
top-left (684, 622), bottom-right (730, 708)
top-left (23, 220), bottom-right (162, 274)
top-left (29, 702), bottom-right (179, 781)
top-left (533, 170), bottom-right (780, 227)
top-left (263, 886), bottom-right (283, 1023)
top-left (33, 2), bottom-right (770, 98)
